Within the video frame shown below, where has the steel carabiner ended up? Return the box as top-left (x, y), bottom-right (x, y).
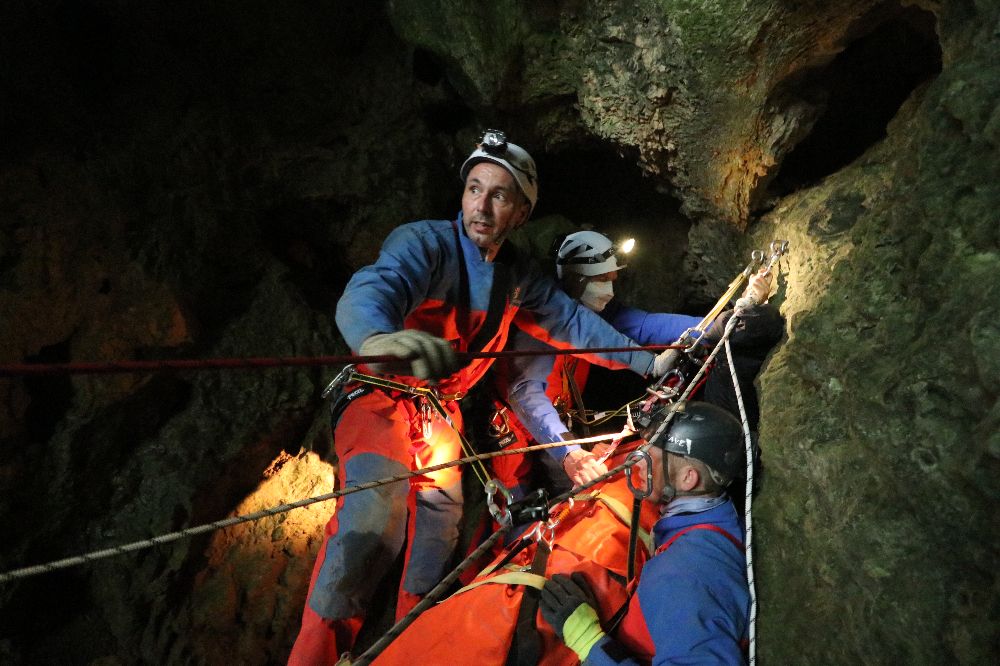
top-left (322, 364), bottom-right (356, 399)
top-left (625, 449), bottom-right (654, 500)
top-left (485, 479), bottom-right (514, 528)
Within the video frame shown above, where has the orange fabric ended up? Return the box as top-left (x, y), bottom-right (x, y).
top-left (287, 495), bottom-right (363, 666)
top-left (511, 310), bottom-right (636, 372)
top-left (384, 300), bottom-right (522, 396)
top-left (290, 389), bottom-right (465, 662)
top-left (373, 450), bottom-right (659, 666)
top-left (615, 584), bottom-right (655, 663)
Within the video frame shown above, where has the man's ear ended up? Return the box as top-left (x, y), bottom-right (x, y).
top-left (679, 464), bottom-right (701, 492)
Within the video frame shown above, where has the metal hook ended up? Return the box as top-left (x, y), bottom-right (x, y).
top-left (322, 364), bottom-right (356, 399)
top-left (485, 479), bottom-right (514, 528)
top-left (488, 406), bottom-right (511, 438)
top-left (625, 449), bottom-right (653, 500)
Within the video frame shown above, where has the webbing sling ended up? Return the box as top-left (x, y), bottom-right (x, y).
top-left (506, 539), bottom-right (551, 666)
top-left (451, 570), bottom-right (547, 596)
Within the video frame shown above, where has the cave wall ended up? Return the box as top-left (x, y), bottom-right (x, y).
top-left (1, 0), bottom-right (997, 664)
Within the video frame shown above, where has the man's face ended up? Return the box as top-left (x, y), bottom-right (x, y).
top-left (461, 162), bottom-right (531, 256)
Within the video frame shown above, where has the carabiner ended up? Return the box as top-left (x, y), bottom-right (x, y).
top-left (542, 497), bottom-right (574, 547)
top-left (626, 449), bottom-right (653, 500)
top-left (322, 364), bottom-right (356, 399)
top-left (488, 406), bottom-right (511, 438)
top-left (485, 479), bottom-right (514, 528)
top-left (419, 397), bottom-right (434, 440)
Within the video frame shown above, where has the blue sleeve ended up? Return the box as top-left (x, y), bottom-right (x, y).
top-left (584, 538), bottom-right (748, 666)
top-left (583, 635), bottom-right (641, 666)
top-left (514, 277), bottom-right (655, 377)
top-left (504, 331), bottom-right (578, 461)
top-left (604, 303), bottom-right (702, 346)
top-left (334, 223), bottom-right (441, 351)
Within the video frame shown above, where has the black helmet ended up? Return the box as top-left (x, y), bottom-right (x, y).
top-left (646, 401), bottom-right (744, 484)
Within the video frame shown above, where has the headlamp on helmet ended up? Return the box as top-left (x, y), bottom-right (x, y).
top-left (480, 129), bottom-right (508, 156)
top-left (555, 230), bottom-right (631, 278)
top-left (459, 129), bottom-right (538, 210)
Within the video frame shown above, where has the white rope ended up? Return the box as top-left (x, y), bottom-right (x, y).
top-left (643, 312), bottom-right (742, 447)
top-left (725, 323), bottom-right (757, 664)
top-left (0, 434), bottom-right (616, 584)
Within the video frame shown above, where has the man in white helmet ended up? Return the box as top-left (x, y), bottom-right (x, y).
top-left (490, 230), bottom-right (772, 498)
top-left (289, 131), bottom-right (681, 664)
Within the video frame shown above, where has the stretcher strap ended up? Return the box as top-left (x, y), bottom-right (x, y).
top-left (451, 571), bottom-right (548, 597)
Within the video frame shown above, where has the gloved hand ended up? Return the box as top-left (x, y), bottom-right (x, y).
top-left (738, 270), bottom-right (773, 308)
top-left (562, 448), bottom-right (608, 486)
top-left (358, 330), bottom-right (458, 380)
top-left (540, 573), bottom-right (606, 661)
top-left (652, 347), bottom-right (681, 377)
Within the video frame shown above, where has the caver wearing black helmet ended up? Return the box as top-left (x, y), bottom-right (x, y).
top-left (644, 401), bottom-right (745, 500)
top-left (541, 399), bottom-right (752, 662)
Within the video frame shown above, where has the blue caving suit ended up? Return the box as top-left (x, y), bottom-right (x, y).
top-left (588, 497), bottom-right (750, 665)
top-left (289, 216), bottom-right (660, 664)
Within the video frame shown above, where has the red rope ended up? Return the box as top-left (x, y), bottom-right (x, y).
top-left (0, 345), bottom-right (688, 377)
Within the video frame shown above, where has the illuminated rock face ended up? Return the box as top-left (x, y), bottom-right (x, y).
top-left (0, 1), bottom-right (997, 664)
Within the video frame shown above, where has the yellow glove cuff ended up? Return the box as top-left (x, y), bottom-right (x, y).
top-left (563, 603), bottom-right (606, 662)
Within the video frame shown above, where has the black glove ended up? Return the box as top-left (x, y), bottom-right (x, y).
top-left (540, 573), bottom-right (599, 639)
top-left (540, 573), bottom-right (606, 661)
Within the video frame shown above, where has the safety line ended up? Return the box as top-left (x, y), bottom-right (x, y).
top-left (640, 315), bottom-right (740, 459)
top-left (725, 330), bottom-right (758, 665)
top-left (0, 434), bottom-right (617, 585)
top-left (0, 345), bottom-right (686, 377)
top-left (546, 312), bottom-right (743, 509)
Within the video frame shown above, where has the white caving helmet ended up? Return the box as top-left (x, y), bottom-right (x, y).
top-left (556, 230), bottom-right (627, 278)
top-left (460, 129), bottom-right (538, 212)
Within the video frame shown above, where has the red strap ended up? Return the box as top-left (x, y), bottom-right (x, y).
top-left (655, 523), bottom-right (743, 555)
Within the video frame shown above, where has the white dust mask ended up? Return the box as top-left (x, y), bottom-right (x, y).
top-left (580, 280), bottom-right (614, 312)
